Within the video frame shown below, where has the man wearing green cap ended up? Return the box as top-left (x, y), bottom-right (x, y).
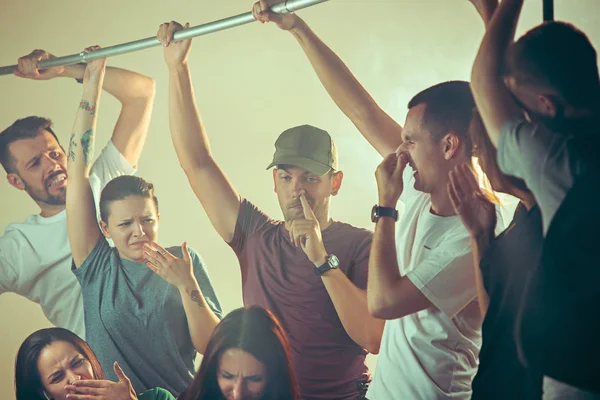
top-left (252, 1), bottom-right (493, 399)
top-left (158, 21), bottom-right (384, 400)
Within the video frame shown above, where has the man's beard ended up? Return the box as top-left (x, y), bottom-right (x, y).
top-left (22, 178), bottom-right (66, 206)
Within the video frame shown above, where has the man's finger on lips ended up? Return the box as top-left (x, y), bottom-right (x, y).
top-left (299, 194), bottom-right (316, 221)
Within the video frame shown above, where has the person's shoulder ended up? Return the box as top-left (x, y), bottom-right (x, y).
top-left (329, 221), bottom-right (373, 243)
top-left (4, 211), bottom-right (65, 233)
top-left (240, 197), bottom-right (280, 221)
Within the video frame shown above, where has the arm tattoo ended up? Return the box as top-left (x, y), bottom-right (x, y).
top-left (68, 133), bottom-right (77, 162)
top-left (79, 100), bottom-right (96, 116)
top-left (80, 129), bottom-right (95, 167)
top-left (190, 290), bottom-right (205, 308)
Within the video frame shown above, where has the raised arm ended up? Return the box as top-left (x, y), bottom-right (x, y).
top-left (469, 0), bottom-right (499, 26)
top-left (66, 47), bottom-right (106, 267)
top-left (15, 50), bottom-right (155, 166)
top-left (470, 0), bottom-right (524, 146)
top-left (448, 163), bottom-right (497, 316)
top-left (157, 22), bottom-right (241, 243)
top-left (252, 0), bottom-right (402, 156)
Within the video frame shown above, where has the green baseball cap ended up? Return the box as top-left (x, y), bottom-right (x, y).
top-left (266, 125), bottom-right (338, 176)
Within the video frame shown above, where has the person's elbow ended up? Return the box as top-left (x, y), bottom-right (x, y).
top-left (368, 293), bottom-right (398, 320)
top-left (140, 77), bottom-right (156, 101)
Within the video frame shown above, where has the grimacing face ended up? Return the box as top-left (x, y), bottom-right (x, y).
top-left (217, 348), bottom-right (267, 400)
top-left (273, 166), bottom-right (342, 223)
top-left (36, 341), bottom-right (94, 400)
top-left (399, 104), bottom-right (450, 195)
top-left (6, 130), bottom-right (68, 209)
top-left (100, 195), bottom-right (160, 262)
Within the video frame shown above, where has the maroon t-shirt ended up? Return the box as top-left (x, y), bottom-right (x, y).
top-left (228, 199), bottom-right (372, 399)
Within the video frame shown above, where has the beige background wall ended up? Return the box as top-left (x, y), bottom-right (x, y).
top-left (1, 0), bottom-right (598, 397)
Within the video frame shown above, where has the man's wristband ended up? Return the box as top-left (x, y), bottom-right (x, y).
top-left (371, 205), bottom-right (399, 222)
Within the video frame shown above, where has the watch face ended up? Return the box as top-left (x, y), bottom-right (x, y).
top-left (371, 205), bottom-right (379, 223)
top-left (329, 254), bottom-right (340, 268)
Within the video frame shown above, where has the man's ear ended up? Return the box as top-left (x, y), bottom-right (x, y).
top-left (330, 171), bottom-right (344, 196)
top-left (442, 133), bottom-right (461, 160)
top-left (272, 169), bottom-right (278, 193)
top-left (7, 172), bottom-right (26, 191)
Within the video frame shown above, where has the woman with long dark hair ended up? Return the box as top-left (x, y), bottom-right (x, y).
top-left (14, 327), bottom-right (174, 400)
top-left (181, 306), bottom-right (300, 400)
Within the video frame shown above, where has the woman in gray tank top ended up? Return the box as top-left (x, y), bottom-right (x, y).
top-left (65, 47), bottom-right (223, 396)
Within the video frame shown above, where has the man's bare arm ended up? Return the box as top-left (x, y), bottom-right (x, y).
top-left (160, 22), bottom-right (241, 243)
top-left (253, 1), bottom-right (403, 156)
top-left (470, 0), bottom-right (524, 146)
top-left (15, 51), bottom-right (155, 166)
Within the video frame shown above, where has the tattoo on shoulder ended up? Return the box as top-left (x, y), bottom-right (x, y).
top-left (68, 133), bottom-right (77, 162)
top-left (190, 290), bottom-right (205, 308)
top-left (80, 129), bottom-right (95, 167)
top-left (79, 100), bottom-right (96, 116)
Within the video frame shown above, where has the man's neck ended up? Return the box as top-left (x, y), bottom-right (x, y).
top-left (429, 185), bottom-right (457, 217)
top-left (39, 204), bottom-right (65, 218)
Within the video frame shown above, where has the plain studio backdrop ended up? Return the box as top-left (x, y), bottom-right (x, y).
top-left (1, 0), bottom-right (599, 396)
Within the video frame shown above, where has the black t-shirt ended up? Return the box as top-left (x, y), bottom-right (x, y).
top-left (471, 203), bottom-right (544, 399)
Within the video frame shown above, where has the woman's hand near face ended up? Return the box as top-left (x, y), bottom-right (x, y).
top-left (143, 242), bottom-right (197, 290)
top-left (65, 362), bottom-right (137, 400)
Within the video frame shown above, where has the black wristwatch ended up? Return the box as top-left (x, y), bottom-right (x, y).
top-left (315, 254), bottom-right (340, 276)
top-left (371, 205), bottom-right (399, 222)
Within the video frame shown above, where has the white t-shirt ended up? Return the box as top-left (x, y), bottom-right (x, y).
top-left (0, 141), bottom-right (135, 338)
top-left (367, 168), bottom-right (483, 400)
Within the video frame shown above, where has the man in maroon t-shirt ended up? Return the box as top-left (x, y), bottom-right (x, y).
top-left (158, 22), bottom-right (385, 399)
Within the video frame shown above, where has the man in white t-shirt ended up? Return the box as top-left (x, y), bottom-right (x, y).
top-left (0, 49), bottom-right (155, 339)
top-left (367, 83), bottom-right (485, 400)
top-left (255, 4), bottom-right (489, 398)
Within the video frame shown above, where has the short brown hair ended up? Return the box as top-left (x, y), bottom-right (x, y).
top-left (505, 21), bottom-right (600, 108)
top-left (408, 81), bottom-right (475, 158)
top-left (99, 175), bottom-right (159, 223)
top-left (0, 116), bottom-right (59, 173)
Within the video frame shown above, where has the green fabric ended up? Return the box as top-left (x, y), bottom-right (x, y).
top-left (138, 387), bottom-right (177, 400)
top-left (266, 124), bottom-right (337, 175)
